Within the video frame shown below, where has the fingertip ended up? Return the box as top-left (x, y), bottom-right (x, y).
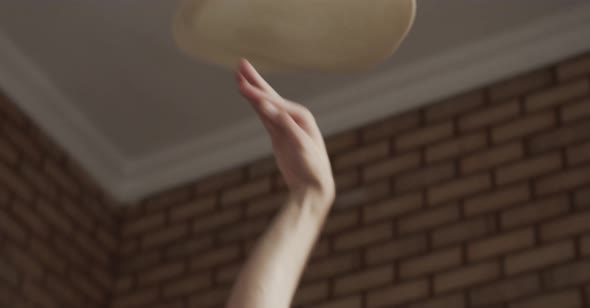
top-left (239, 58), bottom-right (250, 73)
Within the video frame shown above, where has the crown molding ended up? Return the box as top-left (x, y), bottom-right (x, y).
top-left (0, 33), bottom-right (127, 197)
top-left (1, 3), bottom-right (590, 204)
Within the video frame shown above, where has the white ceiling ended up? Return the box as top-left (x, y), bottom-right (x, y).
top-left (1, 0), bottom-right (589, 202)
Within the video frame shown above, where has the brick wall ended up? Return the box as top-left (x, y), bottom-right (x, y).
top-left (0, 93), bottom-right (120, 307)
top-left (2, 51), bottom-right (590, 308)
top-left (115, 51), bottom-right (590, 308)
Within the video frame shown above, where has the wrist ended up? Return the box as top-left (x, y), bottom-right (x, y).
top-left (290, 186), bottom-right (335, 215)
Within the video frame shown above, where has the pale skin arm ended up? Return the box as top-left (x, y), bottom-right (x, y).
top-left (225, 59), bottom-right (336, 308)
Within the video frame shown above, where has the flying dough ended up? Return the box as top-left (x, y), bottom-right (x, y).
top-left (173, 0), bottom-right (416, 72)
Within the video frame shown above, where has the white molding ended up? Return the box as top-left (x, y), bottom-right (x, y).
top-left (0, 33), bottom-right (127, 196)
top-left (2, 3), bottom-right (590, 203)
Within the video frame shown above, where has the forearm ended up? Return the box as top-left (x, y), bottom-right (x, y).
top-left (225, 190), bottom-right (333, 308)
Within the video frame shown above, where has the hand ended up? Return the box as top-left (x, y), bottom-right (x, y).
top-left (237, 59), bottom-right (335, 204)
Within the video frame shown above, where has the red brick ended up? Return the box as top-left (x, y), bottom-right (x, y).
top-left (397, 121), bottom-right (454, 150)
top-left (492, 111), bottom-right (556, 143)
top-left (23, 281), bottom-right (56, 308)
top-left (366, 234), bottom-right (428, 265)
top-left (114, 276), bottom-right (133, 294)
top-left (46, 275), bottom-right (85, 306)
top-left (396, 162), bottom-right (455, 192)
top-left (3, 124), bottom-right (42, 165)
top-left (0, 93), bottom-right (28, 125)
top-left (193, 208), bottom-right (241, 234)
top-left (434, 261), bottom-right (500, 293)
top-left (326, 131), bottom-right (359, 154)
top-left (138, 262), bottom-right (184, 286)
top-left (188, 288), bottom-right (229, 308)
top-left (363, 151), bottom-right (420, 182)
top-left (316, 296), bottom-right (362, 308)
top-left (562, 98), bottom-right (590, 122)
top-left (5, 245), bottom-right (43, 280)
top-left (119, 239), bottom-right (139, 258)
top-left (72, 269), bottom-right (107, 303)
top-left (362, 111), bottom-right (421, 142)
top-left (0, 187), bottom-right (9, 206)
top-left (468, 228), bottom-right (535, 261)
top-left (428, 173), bottom-right (492, 205)
top-left (542, 261), bottom-right (590, 289)
top-left (362, 193), bottom-right (423, 223)
top-left (334, 181), bottom-right (389, 209)
top-left (490, 69), bottom-right (554, 101)
top-left (216, 263), bottom-right (243, 284)
top-left (36, 198), bottom-right (75, 236)
top-left (501, 195), bottom-right (569, 229)
top-left (558, 53), bottom-right (590, 80)
top-left (170, 196), bottom-right (216, 222)
top-left (323, 210), bottom-right (359, 235)
top-left (0, 255), bottom-right (20, 287)
top-left (246, 192), bottom-right (286, 217)
top-left (221, 177), bottom-right (271, 205)
top-left (303, 253), bottom-right (360, 282)
top-left (44, 160), bottom-right (80, 196)
top-left (400, 247), bottom-right (462, 279)
top-left (142, 187), bottom-right (192, 212)
top-left (293, 281), bottom-right (329, 306)
top-left (433, 216), bottom-right (496, 247)
top-left (408, 293), bottom-right (466, 308)
top-left (0, 210), bottom-right (28, 243)
top-left (191, 246), bottom-right (240, 271)
top-left (536, 164), bottom-right (590, 196)
top-left (540, 211), bottom-right (590, 240)
top-left (119, 251), bottom-right (161, 274)
top-left (425, 91), bottom-right (486, 122)
top-left (142, 224), bottom-right (188, 249)
top-left (218, 216), bottom-right (270, 243)
top-left (567, 140), bottom-right (590, 165)
top-left (30, 238), bottom-right (67, 274)
top-left (459, 101), bottom-right (520, 130)
top-left (311, 239), bottom-right (330, 260)
top-left (20, 164), bottom-right (58, 199)
top-left (72, 231), bottom-right (109, 267)
top-left (334, 223), bottom-right (392, 251)
top-left (162, 273), bottom-right (210, 298)
top-left (526, 79), bottom-right (589, 111)
top-left (506, 240), bottom-right (576, 274)
top-left (61, 197), bottom-right (95, 232)
top-left (426, 133), bottom-right (487, 162)
top-left (399, 203), bottom-right (461, 234)
top-left (90, 267), bottom-right (112, 292)
top-left (112, 288), bottom-right (158, 308)
top-left (123, 212), bottom-right (165, 237)
top-left (496, 153), bottom-right (562, 185)
top-left (334, 265), bottom-right (394, 295)
top-left (335, 169), bottom-right (360, 192)
top-left (470, 274), bottom-right (540, 307)
top-left (96, 226), bottom-right (117, 253)
top-left (581, 234), bottom-right (590, 256)
top-left (510, 290), bottom-right (582, 308)
top-left (53, 235), bottom-right (87, 268)
top-left (0, 161), bottom-right (34, 202)
top-left (462, 142), bottom-right (524, 173)
top-left (465, 184), bottom-right (530, 216)
top-left (367, 279), bottom-right (429, 308)
top-left (0, 138), bottom-right (18, 165)
top-left (529, 120), bottom-right (590, 154)
top-left (197, 169), bottom-right (244, 194)
top-left (333, 141), bottom-right (389, 170)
